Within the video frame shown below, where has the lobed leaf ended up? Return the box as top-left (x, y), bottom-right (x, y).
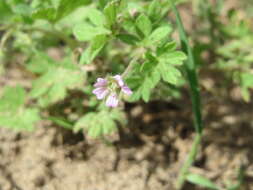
top-left (136, 14), bottom-right (152, 37)
top-left (79, 35), bottom-right (108, 64)
top-left (73, 23), bottom-right (111, 42)
top-left (87, 8), bottom-right (106, 26)
top-left (30, 63), bottom-right (86, 107)
top-left (148, 25), bottom-right (172, 44)
top-left (32, 0), bottom-right (91, 23)
top-left (0, 86), bottom-right (40, 131)
top-left (104, 0), bottom-right (117, 28)
top-left (74, 109), bottom-right (126, 138)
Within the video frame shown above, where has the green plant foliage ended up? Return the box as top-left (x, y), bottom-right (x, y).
top-left (32, 0), bottom-right (91, 23)
top-left (186, 173), bottom-right (219, 190)
top-left (74, 109), bottom-right (126, 138)
top-left (117, 33), bottom-right (140, 45)
top-left (103, 0), bottom-right (118, 28)
top-left (147, 26), bottom-right (172, 45)
top-left (226, 165), bottom-right (245, 190)
top-left (0, 86), bottom-right (40, 130)
top-left (214, 10), bottom-right (253, 102)
top-left (238, 73), bottom-right (253, 102)
top-left (79, 35), bottom-right (108, 64)
top-left (73, 23), bottom-right (111, 42)
top-left (0, 1), bottom-right (12, 19)
top-left (0, 0), bottom-right (251, 189)
top-left (26, 52), bottom-right (59, 74)
top-left (29, 59), bottom-right (86, 107)
top-left (136, 14), bottom-right (152, 37)
top-left (0, 0), bottom-right (187, 138)
top-left (87, 8), bottom-right (106, 27)
top-left (128, 43), bottom-right (186, 102)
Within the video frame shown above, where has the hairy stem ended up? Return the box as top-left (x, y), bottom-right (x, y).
top-left (122, 52), bottom-right (143, 79)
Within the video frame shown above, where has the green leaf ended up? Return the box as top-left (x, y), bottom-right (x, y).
top-left (80, 35), bottom-right (108, 64)
top-left (157, 41), bottom-right (177, 56)
top-left (30, 62), bottom-right (86, 107)
top-left (186, 173), bottom-right (219, 190)
top-left (171, 2), bottom-right (203, 134)
top-left (136, 14), bottom-right (152, 37)
top-left (159, 64), bottom-right (181, 85)
top-left (73, 23), bottom-right (111, 41)
top-left (116, 33), bottom-right (140, 45)
top-left (55, 0), bottom-right (91, 21)
top-left (148, 25), bottom-right (172, 44)
top-left (104, 0), bottom-right (117, 28)
top-left (87, 8), bottom-right (106, 26)
top-left (26, 52), bottom-right (58, 74)
top-left (240, 73), bottom-right (253, 102)
top-left (0, 1), bottom-right (13, 22)
top-left (0, 86), bottom-right (40, 131)
top-left (128, 62), bottom-right (161, 102)
top-left (0, 108), bottom-right (40, 131)
top-left (32, 0), bottom-right (91, 23)
top-left (141, 78), bottom-right (153, 102)
top-left (47, 116), bottom-right (73, 130)
top-left (74, 109), bottom-right (126, 138)
top-left (12, 3), bottom-right (32, 16)
top-left (148, 0), bottom-right (161, 20)
top-left (128, 47), bottom-right (184, 102)
top-left (32, 7), bottom-right (56, 22)
top-left (159, 51), bottom-right (187, 66)
top-left (0, 85), bottom-right (25, 112)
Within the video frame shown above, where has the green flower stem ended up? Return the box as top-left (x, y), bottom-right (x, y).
top-left (122, 53), bottom-right (142, 79)
top-left (176, 133), bottom-right (202, 189)
top-left (171, 1), bottom-right (204, 189)
top-left (121, 58), bottom-right (136, 79)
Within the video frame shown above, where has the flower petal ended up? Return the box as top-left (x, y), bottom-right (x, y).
top-left (121, 85), bottom-right (132, 95)
top-left (92, 87), bottom-right (109, 100)
top-left (113, 75), bottom-right (124, 87)
top-left (106, 93), bottom-right (119, 107)
top-left (94, 78), bottom-right (107, 87)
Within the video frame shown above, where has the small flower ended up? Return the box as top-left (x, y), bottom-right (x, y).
top-left (92, 78), bottom-right (109, 100)
top-left (106, 93), bottom-right (119, 107)
top-left (92, 75), bottom-right (132, 107)
top-left (121, 85), bottom-right (132, 95)
top-left (113, 75), bottom-right (124, 87)
top-left (92, 87), bottom-right (109, 100)
top-left (94, 78), bottom-right (107, 87)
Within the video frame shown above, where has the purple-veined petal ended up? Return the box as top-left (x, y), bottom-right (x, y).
top-left (121, 85), bottom-right (133, 95)
top-left (94, 78), bottom-right (107, 87)
top-left (105, 93), bottom-right (119, 107)
top-left (113, 75), bottom-right (124, 87)
top-left (92, 87), bottom-right (109, 100)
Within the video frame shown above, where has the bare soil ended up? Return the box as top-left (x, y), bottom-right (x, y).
top-left (0, 67), bottom-right (253, 190)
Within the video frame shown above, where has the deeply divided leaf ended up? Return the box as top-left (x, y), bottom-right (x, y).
top-left (73, 23), bottom-right (111, 42)
top-left (74, 109), bottom-right (126, 138)
top-left (30, 62), bottom-right (86, 107)
top-left (0, 86), bottom-right (40, 130)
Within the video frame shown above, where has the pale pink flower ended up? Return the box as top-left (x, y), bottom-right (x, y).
top-left (106, 93), bottom-right (119, 107)
top-left (92, 75), bottom-right (132, 107)
top-left (92, 78), bottom-right (109, 100)
top-left (113, 75), bottom-right (124, 87)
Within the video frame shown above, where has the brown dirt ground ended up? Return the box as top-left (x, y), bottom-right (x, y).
top-left (0, 63), bottom-right (253, 190)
